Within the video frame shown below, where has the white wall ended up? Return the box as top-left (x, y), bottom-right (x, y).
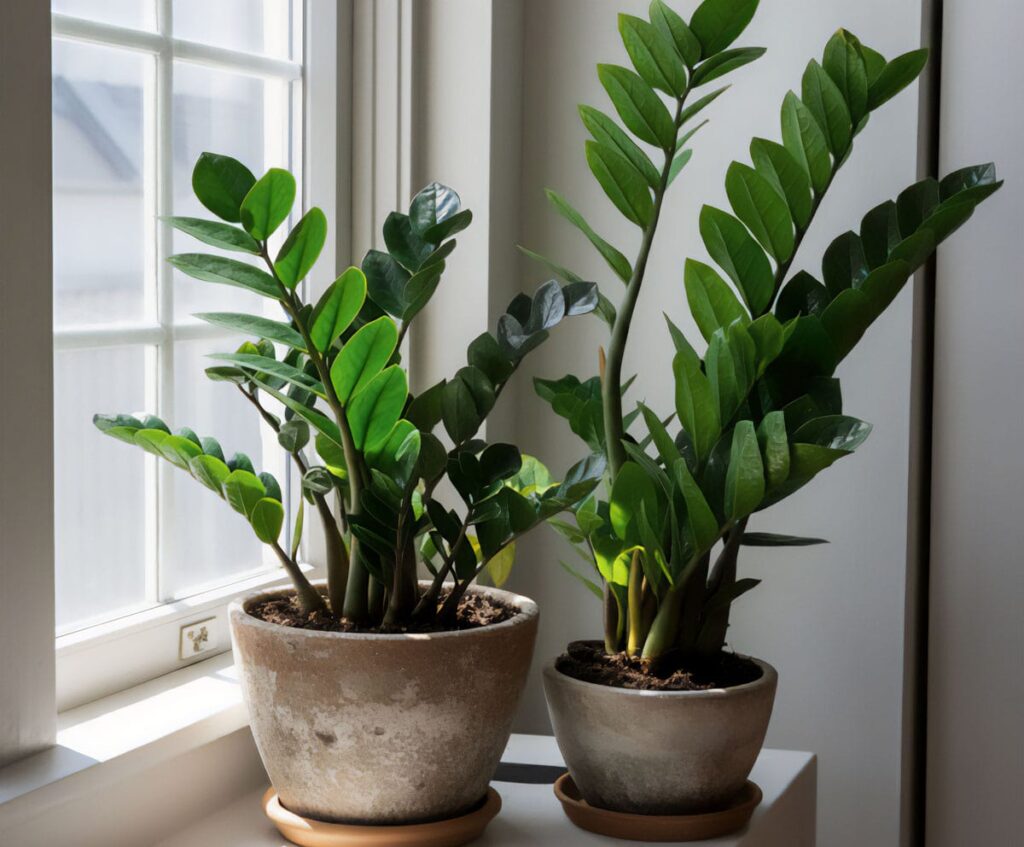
top-left (503, 3), bottom-right (925, 846)
top-left (926, 1), bottom-right (1024, 843)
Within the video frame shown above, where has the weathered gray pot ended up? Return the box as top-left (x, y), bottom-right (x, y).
top-left (543, 655), bottom-right (777, 815)
top-left (229, 582), bottom-right (538, 825)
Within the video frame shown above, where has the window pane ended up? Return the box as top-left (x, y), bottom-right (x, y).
top-left (53, 39), bottom-right (150, 328)
top-left (162, 338), bottom-right (277, 598)
top-left (56, 346), bottom-right (152, 633)
top-left (53, 0), bottom-right (156, 31)
top-left (172, 0), bottom-right (293, 59)
top-left (171, 62), bottom-right (292, 321)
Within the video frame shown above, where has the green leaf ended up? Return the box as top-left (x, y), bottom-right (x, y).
top-left (255, 380), bottom-right (344, 450)
top-left (619, 13), bottom-right (687, 96)
top-left (168, 254), bottom-right (279, 300)
top-left (194, 312), bottom-right (304, 350)
top-left (679, 85), bottom-right (730, 125)
top-left (781, 91), bottom-right (832, 194)
top-left (706, 323), bottom-right (756, 423)
top-left (163, 217), bottom-right (260, 254)
top-left (578, 105), bottom-right (660, 189)
top-left (860, 200), bottom-right (901, 268)
top-left (277, 419), bottom-right (310, 453)
top-left (546, 189), bottom-right (632, 283)
top-left (725, 162), bottom-right (795, 262)
top-left (673, 459), bottom-right (719, 553)
top-left (558, 558), bottom-right (604, 600)
top-left (792, 414), bottom-right (872, 451)
top-left (822, 230), bottom-right (868, 297)
top-left (250, 497), bottom-right (284, 543)
top-left (310, 267), bottom-right (367, 352)
top-left (684, 258), bottom-right (749, 342)
top-left (638, 403), bottom-right (682, 468)
top-left (383, 212), bottom-right (432, 272)
top-left (442, 366), bottom-right (495, 443)
top-left (775, 271), bottom-right (830, 321)
top-left (597, 63), bottom-right (676, 149)
top-left (409, 182), bottom-right (461, 237)
top-left (939, 163), bottom-right (998, 201)
top-left (362, 249), bottom-right (411, 318)
top-left (724, 420), bottom-right (764, 520)
top-left (240, 168), bottom-right (296, 240)
top-left (406, 379), bottom-right (446, 432)
top-left (468, 332), bottom-right (515, 385)
top-left (749, 138), bottom-right (812, 229)
top-left (223, 469), bottom-right (266, 518)
top-left (208, 352), bottom-right (324, 397)
top-left (259, 471), bottom-right (282, 503)
top-left (517, 245), bottom-right (583, 284)
top-left (609, 462), bottom-right (659, 543)
top-left (690, 46), bottom-right (765, 87)
top-left (424, 209), bottom-right (471, 244)
top-left (585, 141), bottom-right (653, 227)
top-left (402, 261), bottom-right (445, 321)
top-left (274, 207), bottom-right (327, 288)
top-left (867, 48), bottom-right (928, 110)
top-left (673, 351), bottom-right (721, 466)
top-left (290, 497), bottom-right (304, 559)
top-left (191, 152), bottom-right (256, 223)
top-left (485, 542), bottom-right (516, 588)
top-left (668, 148), bottom-right (693, 185)
top-left (747, 313), bottom-right (784, 375)
top-left (788, 442), bottom-right (850, 482)
top-left (896, 178), bottom-right (940, 236)
top-left (801, 60), bottom-right (852, 157)
top-left (756, 410), bottom-right (789, 490)
top-left (649, 0), bottom-right (701, 66)
top-left (346, 366), bottom-right (409, 451)
top-left (823, 30), bottom-right (869, 127)
top-left (189, 454), bottom-right (230, 494)
top-left (699, 205), bottom-right (774, 315)
top-left (742, 532), bottom-right (827, 546)
top-left (690, 0), bottom-right (758, 56)
top-left (330, 316), bottom-right (399, 404)
top-left (819, 288), bottom-right (874, 361)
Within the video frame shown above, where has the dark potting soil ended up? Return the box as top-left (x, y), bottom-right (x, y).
top-left (249, 590), bottom-right (517, 634)
top-left (556, 640), bottom-right (763, 691)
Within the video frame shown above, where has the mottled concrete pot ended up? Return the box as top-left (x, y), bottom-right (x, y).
top-left (543, 655), bottom-right (776, 815)
top-left (229, 582), bottom-right (538, 825)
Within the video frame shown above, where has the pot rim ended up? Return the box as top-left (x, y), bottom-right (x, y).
top-left (542, 654), bottom-right (777, 699)
top-left (229, 579), bottom-right (538, 642)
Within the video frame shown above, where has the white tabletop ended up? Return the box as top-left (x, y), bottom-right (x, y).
top-left (155, 734), bottom-right (816, 847)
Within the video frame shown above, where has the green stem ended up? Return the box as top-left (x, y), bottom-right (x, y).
top-left (698, 518), bottom-right (748, 657)
top-left (603, 583), bottom-right (620, 653)
top-left (641, 583), bottom-right (685, 660)
top-left (626, 550), bottom-right (644, 656)
top-left (270, 541), bottom-right (325, 615)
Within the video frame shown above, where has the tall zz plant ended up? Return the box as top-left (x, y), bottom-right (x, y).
top-left (531, 0), bottom-right (1000, 662)
top-left (96, 155), bottom-right (604, 628)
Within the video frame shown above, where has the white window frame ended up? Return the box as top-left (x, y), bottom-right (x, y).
top-left (52, 0), bottom-right (343, 711)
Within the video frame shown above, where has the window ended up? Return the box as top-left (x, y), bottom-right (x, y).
top-left (52, 1), bottom-right (310, 702)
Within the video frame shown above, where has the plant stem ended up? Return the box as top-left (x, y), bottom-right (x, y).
top-left (697, 518), bottom-right (748, 656)
top-left (603, 92), bottom-right (690, 476)
top-left (626, 550), bottom-right (644, 656)
top-left (270, 541), bottom-right (325, 614)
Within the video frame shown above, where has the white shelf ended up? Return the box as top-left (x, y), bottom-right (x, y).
top-left (156, 734), bottom-right (816, 846)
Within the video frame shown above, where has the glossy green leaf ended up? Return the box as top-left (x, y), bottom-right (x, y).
top-left (724, 420), bottom-right (764, 520)
top-left (699, 205), bottom-right (774, 315)
top-left (821, 231), bottom-right (868, 297)
top-left (619, 13), bottom-right (687, 96)
top-left (690, 46), bottom-right (765, 87)
top-left (250, 497), bottom-right (284, 543)
top-left (191, 152), bottom-right (256, 223)
top-left (668, 148), bottom-right (692, 185)
top-left (168, 254), bottom-right (279, 300)
top-left (775, 271), bottom-right (830, 321)
top-left (597, 63), bottom-right (676, 149)
top-left (468, 332), bottom-right (515, 385)
top-left (546, 190), bottom-right (632, 283)
top-left (578, 105), bottom-right (660, 189)
top-left (867, 48), bottom-right (928, 110)
top-left (585, 141), bottom-right (653, 227)
top-left (860, 200), bottom-right (901, 268)
top-left (707, 322), bottom-right (756, 423)
top-left (610, 462), bottom-right (659, 543)
top-left (638, 403), bottom-right (681, 468)
top-left (801, 60), bottom-right (852, 157)
top-left (362, 249), bottom-right (410, 318)
top-left (330, 316), bottom-right (399, 404)
top-left (781, 91), bottom-right (832, 194)
top-left (819, 288), bottom-right (874, 360)
top-left (684, 258), bottom-right (748, 342)
top-left (274, 207), bottom-right (327, 288)
top-left (223, 469), bottom-right (266, 518)
top-left (254, 380), bottom-right (343, 450)
top-left (383, 212), bottom-right (433, 272)
top-left (310, 267), bottom-right (367, 352)
top-left (747, 312), bottom-right (784, 374)
top-left (858, 260), bottom-right (912, 314)
top-left (725, 162), bottom-right (795, 262)
top-left (402, 261), bottom-right (445, 321)
top-left (823, 29), bottom-right (869, 127)
top-left (649, 0), bottom-right (701, 66)
top-left (193, 312), bottom-right (304, 350)
top-left (277, 419), bottom-right (310, 453)
top-left (424, 209), bottom-right (472, 244)
top-left (679, 85), bottom-right (729, 125)
top-left (208, 352), bottom-right (324, 396)
top-left (690, 0), bottom-right (758, 56)
top-left (896, 178), bottom-right (940, 236)
top-left (163, 217), bottom-right (260, 254)
top-left (189, 454), bottom-right (230, 494)
top-left (742, 532), bottom-right (827, 546)
top-left (346, 366), bottom-right (408, 450)
top-left (673, 350), bottom-right (721, 466)
top-left (939, 163), bottom-right (998, 201)
top-left (749, 138), bottom-right (812, 229)
top-left (673, 459), bottom-right (719, 553)
top-left (409, 182), bottom-right (461, 237)
top-left (792, 414), bottom-right (872, 452)
top-left (756, 410), bottom-right (789, 490)
top-left (442, 366), bottom-right (496, 444)
top-left (240, 168), bottom-right (296, 240)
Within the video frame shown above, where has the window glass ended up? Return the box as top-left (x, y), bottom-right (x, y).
top-left (172, 0), bottom-right (293, 59)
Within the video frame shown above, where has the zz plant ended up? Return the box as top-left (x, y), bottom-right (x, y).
top-left (530, 0), bottom-right (1001, 663)
top-left (95, 155), bottom-right (604, 628)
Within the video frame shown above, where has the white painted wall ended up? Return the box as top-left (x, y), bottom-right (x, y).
top-left (926, 1), bottom-right (1024, 843)
top-left (503, 3), bottom-right (925, 846)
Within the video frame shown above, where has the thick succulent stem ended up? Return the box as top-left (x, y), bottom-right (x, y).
top-left (626, 551), bottom-right (644, 656)
top-left (698, 519), bottom-right (748, 656)
top-left (271, 541), bottom-right (325, 615)
top-left (602, 584), bottom-right (620, 653)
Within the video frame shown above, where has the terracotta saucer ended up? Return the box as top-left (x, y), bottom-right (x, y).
top-left (261, 787), bottom-right (501, 847)
top-left (553, 774), bottom-right (762, 842)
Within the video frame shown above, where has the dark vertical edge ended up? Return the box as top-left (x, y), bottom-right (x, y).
top-left (902, 1), bottom-right (942, 845)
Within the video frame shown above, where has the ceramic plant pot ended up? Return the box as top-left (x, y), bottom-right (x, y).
top-left (229, 582), bottom-right (538, 826)
top-left (542, 655), bottom-right (777, 816)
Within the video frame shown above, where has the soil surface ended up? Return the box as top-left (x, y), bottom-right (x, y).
top-left (556, 640), bottom-right (763, 691)
top-left (249, 590), bottom-right (517, 634)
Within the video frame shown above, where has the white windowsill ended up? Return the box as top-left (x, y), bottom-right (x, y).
top-left (0, 651), bottom-right (246, 829)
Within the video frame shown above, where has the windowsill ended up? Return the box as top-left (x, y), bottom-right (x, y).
top-left (0, 652), bottom-right (246, 828)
